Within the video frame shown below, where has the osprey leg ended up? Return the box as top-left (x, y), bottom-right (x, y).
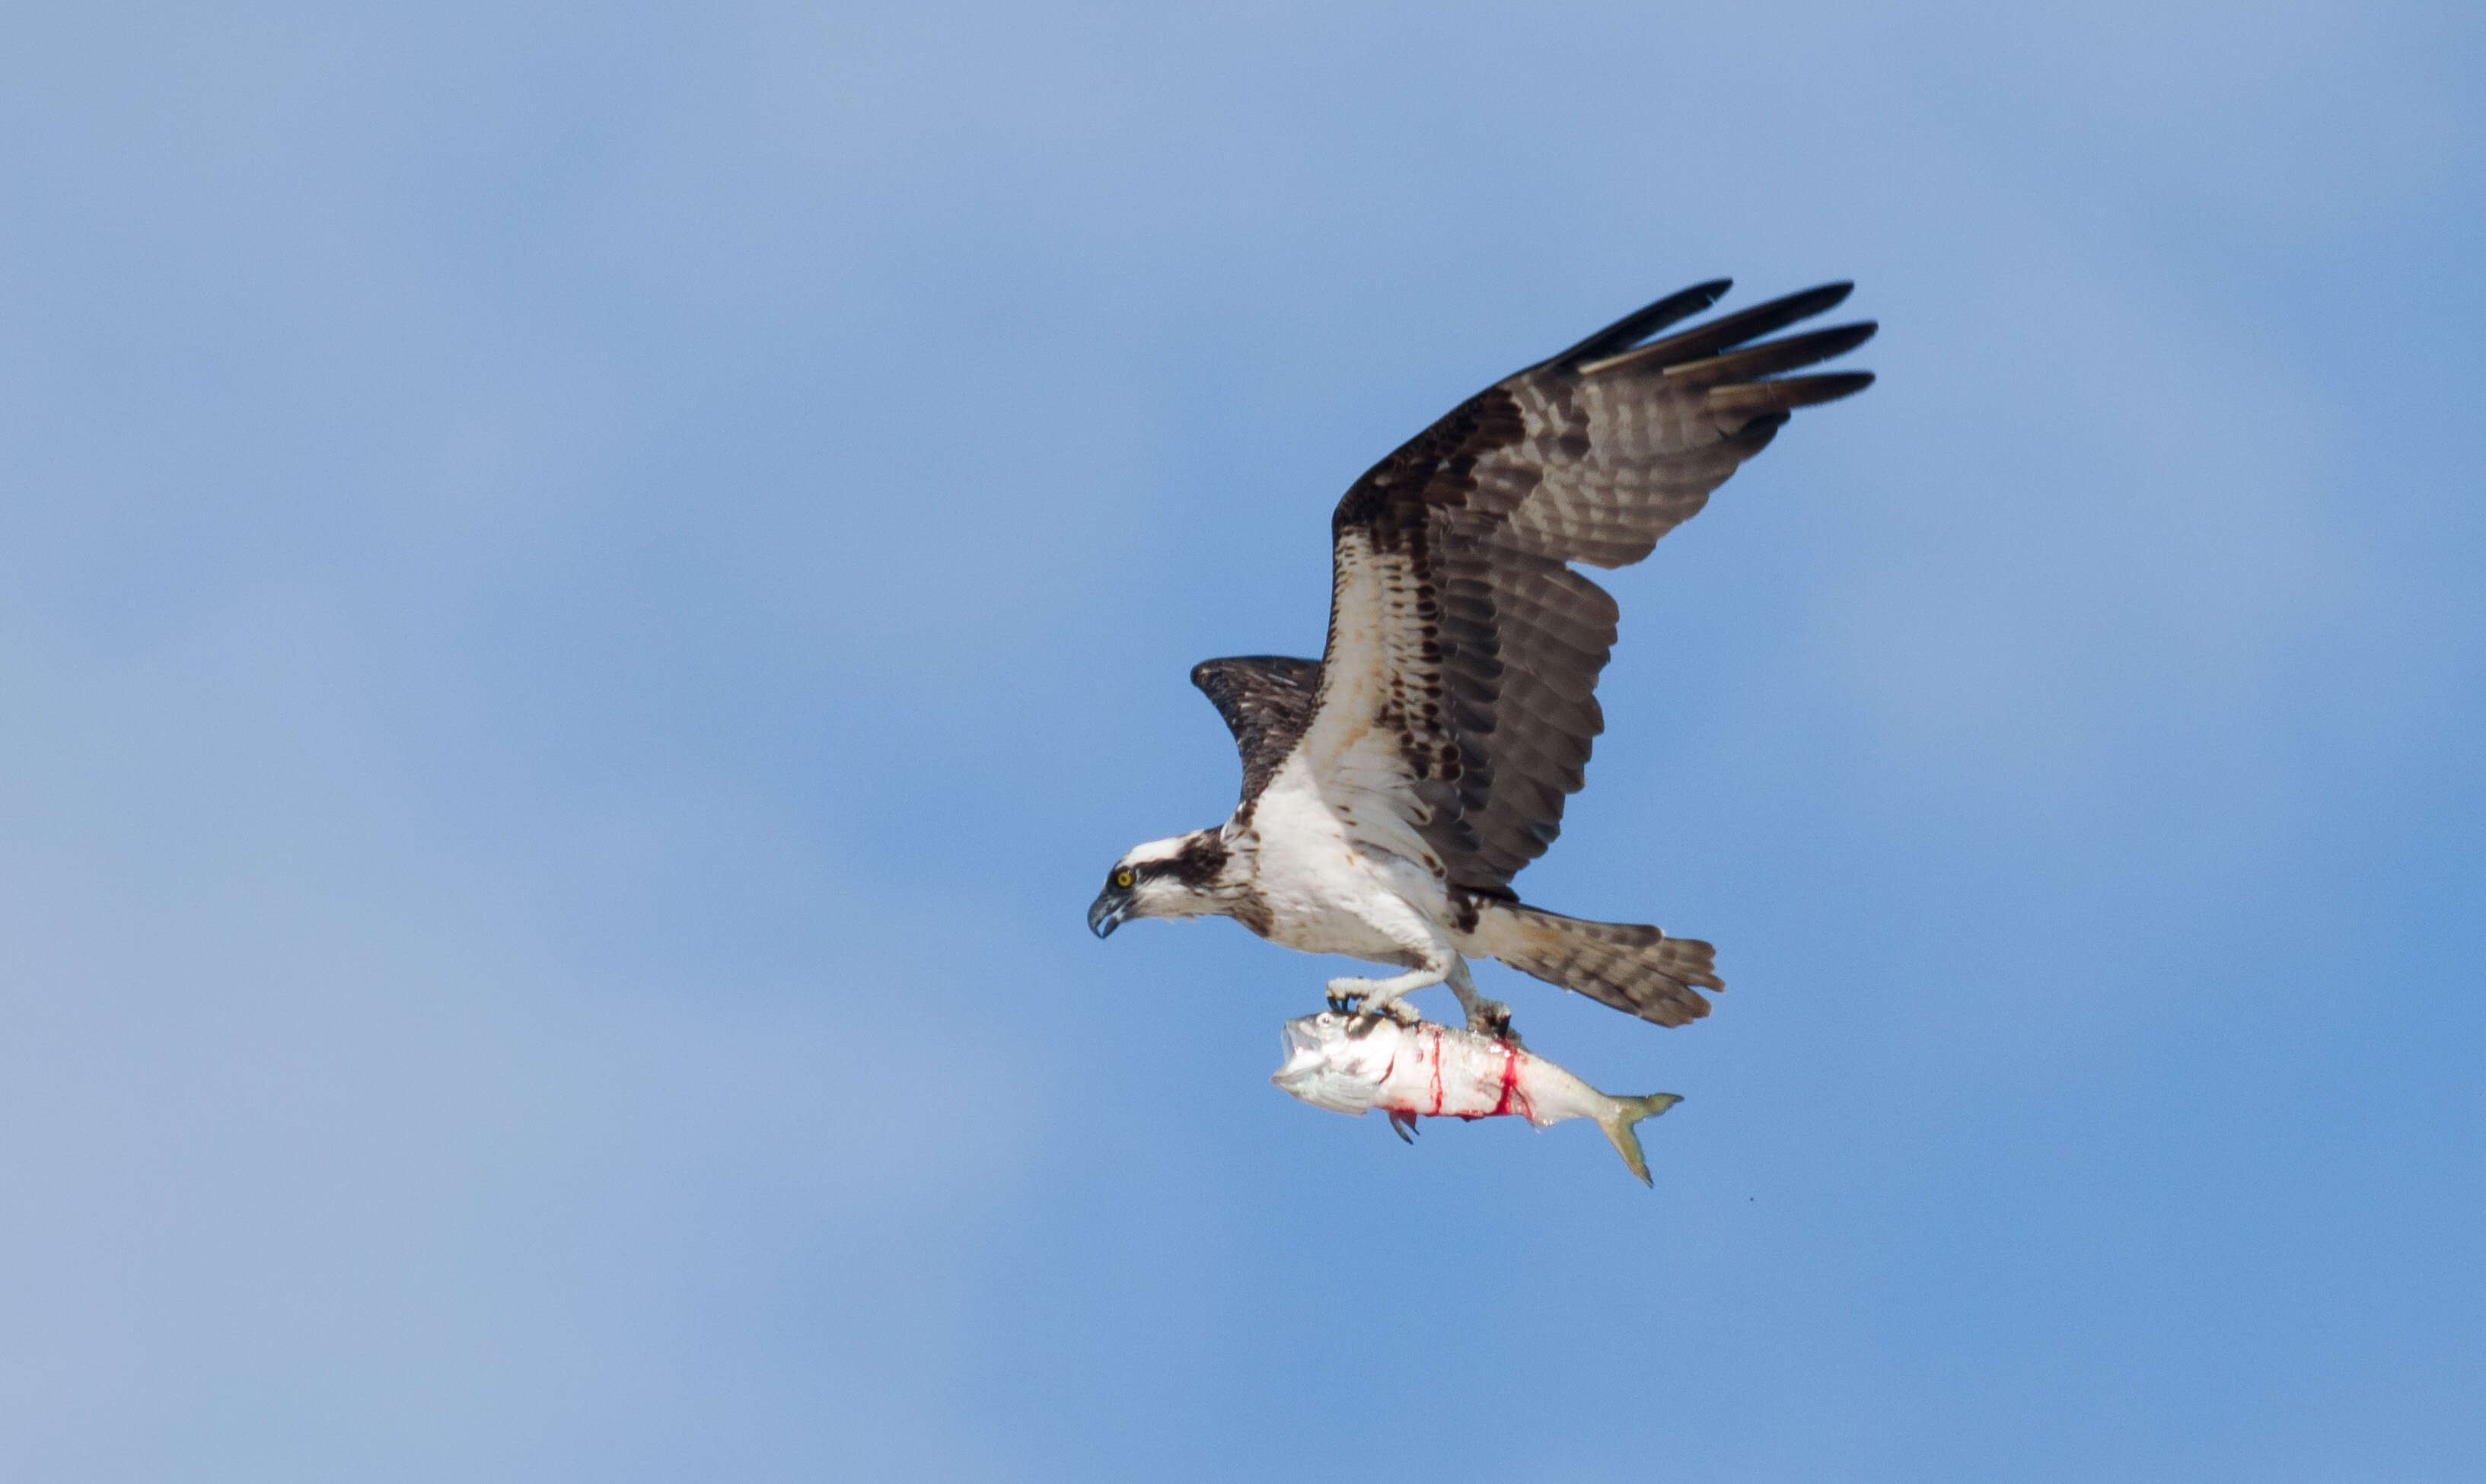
top-left (1444, 958), bottom-right (1517, 1042)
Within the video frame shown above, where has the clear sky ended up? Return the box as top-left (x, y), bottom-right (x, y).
top-left (4, 2), bottom-right (2481, 1479)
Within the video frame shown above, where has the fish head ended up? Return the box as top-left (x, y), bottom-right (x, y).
top-left (1270, 1011), bottom-right (1403, 1116)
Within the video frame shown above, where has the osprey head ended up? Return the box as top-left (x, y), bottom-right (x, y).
top-left (1088, 830), bottom-right (1228, 938)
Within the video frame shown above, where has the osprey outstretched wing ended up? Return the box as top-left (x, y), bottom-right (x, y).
top-left (1190, 655), bottom-right (1323, 808)
top-left (1101, 280), bottom-right (1873, 1035)
top-left (1229, 280), bottom-right (1873, 893)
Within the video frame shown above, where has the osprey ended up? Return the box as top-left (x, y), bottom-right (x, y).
top-left (1088, 280), bottom-right (1874, 1037)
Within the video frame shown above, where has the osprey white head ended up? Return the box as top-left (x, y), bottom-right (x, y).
top-left (1086, 830), bottom-right (1230, 938)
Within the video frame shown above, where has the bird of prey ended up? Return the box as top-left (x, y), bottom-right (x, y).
top-left (1088, 280), bottom-right (1873, 1038)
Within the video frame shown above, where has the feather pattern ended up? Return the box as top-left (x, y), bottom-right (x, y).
top-left (1283, 282), bottom-right (1875, 893)
top-left (1190, 655), bottom-right (1324, 809)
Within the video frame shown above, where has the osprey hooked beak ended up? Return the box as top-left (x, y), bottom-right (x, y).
top-left (1088, 880), bottom-right (1133, 938)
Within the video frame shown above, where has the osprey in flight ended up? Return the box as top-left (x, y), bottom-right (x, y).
top-left (1088, 280), bottom-right (1873, 1037)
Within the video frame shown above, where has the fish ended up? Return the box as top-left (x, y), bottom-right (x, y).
top-left (1270, 1011), bottom-right (1682, 1183)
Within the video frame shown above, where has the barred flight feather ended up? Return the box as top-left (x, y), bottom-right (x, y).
top-left (1233, 281), bottom-right (1879, 895)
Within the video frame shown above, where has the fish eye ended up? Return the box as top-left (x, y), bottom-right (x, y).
top-left (1114, 868), bottom-right (1135, 889)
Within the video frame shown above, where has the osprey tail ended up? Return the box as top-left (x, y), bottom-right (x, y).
top-left (1468, 902), bottom-right (1723, 1027)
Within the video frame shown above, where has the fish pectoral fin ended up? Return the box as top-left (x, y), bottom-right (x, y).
top-left (1386, 1110), bottom-right (1420, 1144)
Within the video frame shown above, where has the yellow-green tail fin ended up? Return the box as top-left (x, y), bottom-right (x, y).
top-left (1595, 1093), bottom-right (1682, 1185)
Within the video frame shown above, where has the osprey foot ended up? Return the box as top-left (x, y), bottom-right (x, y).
top-left (1324, 977), bottom-right (1422, 1024)
top-left (1466, 998), bottom-right (1522, 1045)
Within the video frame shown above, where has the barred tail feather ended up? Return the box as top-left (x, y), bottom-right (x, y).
top-left (1471, 902), bottom-right (1723, 1027)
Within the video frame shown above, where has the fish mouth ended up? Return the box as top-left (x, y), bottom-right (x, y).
top-left (1270, 1013), bottom-right (1381, 1115)
top-left (1271, 1014), bottom-right (1347, 1087)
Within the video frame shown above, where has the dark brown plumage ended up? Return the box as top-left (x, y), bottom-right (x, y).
top-left (1302, 281), bottom-right (1876, 896)
top-left (1189, 656), bottom-right (1323, 810)
top-left (1130, 281), bottom-right (1874, 1031)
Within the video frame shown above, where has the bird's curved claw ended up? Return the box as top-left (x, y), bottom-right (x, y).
top-left (1387, 1110), bottom-right (1419, 1144)
top-left (1467, 998), bottom-right (1522, 1046)
top-left (1324, 986), bottom-right (1419, 1024)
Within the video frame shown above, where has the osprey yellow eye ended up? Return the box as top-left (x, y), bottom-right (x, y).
top-left (1114, 869), bottom-right (1135, 889)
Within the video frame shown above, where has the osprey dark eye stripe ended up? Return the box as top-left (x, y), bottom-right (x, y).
top-left (1091, 280), bottom-right (1872, 1040)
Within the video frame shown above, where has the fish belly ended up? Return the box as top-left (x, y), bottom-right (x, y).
top-left (1375, 1027), bottom-right (1534, 1122)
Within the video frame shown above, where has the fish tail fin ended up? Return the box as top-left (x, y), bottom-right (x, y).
top-left (1595, 1093), bottom-right (1682, 1186)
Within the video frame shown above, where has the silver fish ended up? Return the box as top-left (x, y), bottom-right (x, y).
top-left (1270, 1011), bottom-right (1682, 1183)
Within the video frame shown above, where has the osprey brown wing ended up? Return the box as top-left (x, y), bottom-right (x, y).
top-left (1190, 655), bottom-right (1324, 807)
top-left (1308, 282), bottom-right (1876, 893)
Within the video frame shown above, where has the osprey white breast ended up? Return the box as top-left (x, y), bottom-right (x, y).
top-left (1088, 279), bottom-right (1876, 1042)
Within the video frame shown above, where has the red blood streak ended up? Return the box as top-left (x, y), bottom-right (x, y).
top-left (1427, 1032), bottom-right (1445, 1116)
top-left (1488, 1043), bottom-right (1522, 1117)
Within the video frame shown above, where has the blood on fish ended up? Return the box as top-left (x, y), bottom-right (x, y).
top-left (1488, 1042), bottom-right (1522, 1118)
top-left (1270, 1011), bottom-right (1676, 1183)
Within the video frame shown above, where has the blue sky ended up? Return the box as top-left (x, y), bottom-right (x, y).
top-left (3, 2), bottom-right (2481, 1479)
